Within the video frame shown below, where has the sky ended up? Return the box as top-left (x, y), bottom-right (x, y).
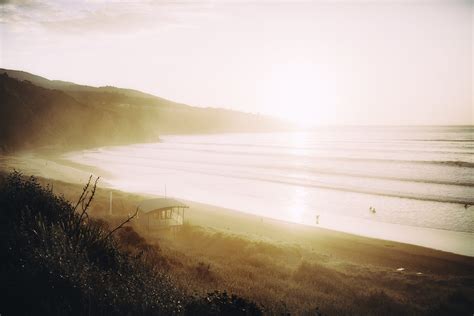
top-left (0, 0), bottom-right (472, 126)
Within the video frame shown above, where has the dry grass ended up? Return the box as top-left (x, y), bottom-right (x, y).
top-left (138, 225), bottom-right (473, 315)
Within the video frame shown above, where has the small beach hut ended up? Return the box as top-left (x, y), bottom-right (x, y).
top-left (138, 198), bottom-right (189, 231)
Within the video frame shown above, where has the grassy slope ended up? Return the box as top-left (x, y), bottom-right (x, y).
top-left (30, 176), bottom-right (474, 316)
top-left (0, 172), bottom-right (262, 315)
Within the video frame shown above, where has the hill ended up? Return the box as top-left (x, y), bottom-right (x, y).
top-left (0, 73), bottom-right (160, 152)
top-left (0, 69), bottom-right (289, 152)
top-left (0, 68), bottom-right (168, 100)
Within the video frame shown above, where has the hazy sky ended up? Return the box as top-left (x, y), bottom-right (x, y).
top-left (1, 0), bottom-right (472, 126)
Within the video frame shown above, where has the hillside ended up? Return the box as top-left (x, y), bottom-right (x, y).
top-left (0, 171), bottom-right (262, 315)
top-left (0, 74), bottom-right (160, 152)
top-left (0, 69), bottom-right (289, 152)
top-left (0, 68), bottom-right (171, 98)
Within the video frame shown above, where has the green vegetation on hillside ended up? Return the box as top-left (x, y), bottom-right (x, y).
top-left (0, 69), bottom-right (289, 152)
top-left (0, 73), bottom-right (159, 152)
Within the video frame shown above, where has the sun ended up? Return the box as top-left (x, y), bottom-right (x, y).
top-left (258, 61), bottom-right (337, 127)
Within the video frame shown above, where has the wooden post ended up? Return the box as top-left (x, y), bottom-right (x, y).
top-left (109, 191), bottom-right (113, 216)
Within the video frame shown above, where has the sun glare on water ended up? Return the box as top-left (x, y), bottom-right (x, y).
top-left (288, 186), bottom-right (309, 224)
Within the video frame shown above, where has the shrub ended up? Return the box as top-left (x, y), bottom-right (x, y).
top-left (0, 172), bottom-right (264, 316)
top-left (196, 261), bottom-right (213, 281)
top-left (0, 171), bottom-right (183, 315)
top-left (185, 291), bottom-right (263, 316)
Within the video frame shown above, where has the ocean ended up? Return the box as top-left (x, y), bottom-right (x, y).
top-left (65, 126), bottom-right (474, 255)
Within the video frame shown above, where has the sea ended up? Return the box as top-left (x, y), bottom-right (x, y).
top-left (65, 126), bottom-right (474, 256)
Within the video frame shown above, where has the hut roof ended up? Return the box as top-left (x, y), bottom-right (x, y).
top-left (138, 198), bottom-right (188, 213)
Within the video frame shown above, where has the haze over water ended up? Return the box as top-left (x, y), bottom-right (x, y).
top-left (67, 126), bottom-right (474, 255)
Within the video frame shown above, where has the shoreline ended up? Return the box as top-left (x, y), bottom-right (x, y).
top-left (181, 198), bottom-right (474, 257)
top-left (1, 150), bottom-right (473, 258)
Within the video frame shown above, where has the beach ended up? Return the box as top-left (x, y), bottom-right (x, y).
top-left (7, 127), bottom-right (474, 255)
top-left (2, 128), bottom-right (474, 256)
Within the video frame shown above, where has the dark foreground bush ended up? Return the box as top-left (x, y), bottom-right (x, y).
top-left (186, 291), bottom-right (263, 316)
top-left (0, 172), bottom-right (184, 315)
top-left (0, 172), bottom-right (263, 316)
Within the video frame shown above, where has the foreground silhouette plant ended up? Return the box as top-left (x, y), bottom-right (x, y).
top-left (0, 172), bottom-right (183, 315)
top-left (0, 171), bottom-right (263, 316)
top-left (185, 291), bottom-right (263, 316)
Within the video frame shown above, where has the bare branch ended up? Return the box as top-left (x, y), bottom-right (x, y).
top-left (80, 191), bottom-right (89, 212)
top-left (78, 176), bottom-right (99, 223)
top-left (74, 175), bottom-right (92, 212)
top-left (103, 208), bottom-right (139, 240)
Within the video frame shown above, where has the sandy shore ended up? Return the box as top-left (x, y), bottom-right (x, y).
top-left (2, 150), bottom-right (473, 257)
